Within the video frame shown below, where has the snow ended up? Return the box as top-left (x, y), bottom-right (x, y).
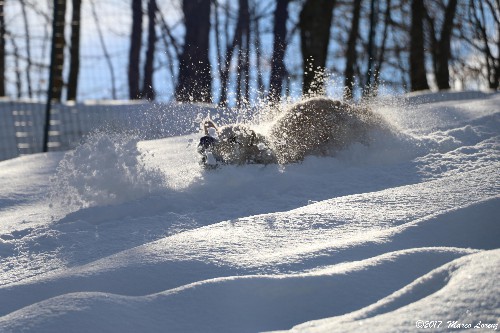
top-left (0, 91), bottom-right (499, 332)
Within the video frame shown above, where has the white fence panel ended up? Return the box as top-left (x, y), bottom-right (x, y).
top-left (0, 99), bottom-right (220, 162)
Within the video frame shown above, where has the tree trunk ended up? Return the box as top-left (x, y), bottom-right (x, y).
top-left (175, 0), bottom-right (212, 103)
top-left (67, 0), bottom-right (82, 101)
top-left (217, 0), bottom-right (251, 107)
top-left (219, 2), bottom-right (241, 106)
top-left (142, 0), bottom-right (157, 101)
top-left (409, 0), bottom-right (429, 91)
top-left (268, 0), bottom-right (290, 103)
top-left (433, 0), bottom-right (458, 90)
top-left (11, 37), bottom-right (22, 98)
top-left (252, 10), bottom-right (264, 95)
top-left (299, 0), bottom-right (336, 96)
top-left (52, 0), bottom-right (67, 102)
top-left (364, 0), bottom-right (379, 96)
top-left (235, 0), bottom-right (250, 107)
top-left (129, 0), bottom-right (142, 99)
top-left (373, 0), bottom-right (392, 89)
top-left (344, 0), bottom-right (363, 100)
top-left (0, 1), bottom-right (5, 97)
top-left (20, 0), bottom-right (33, 98)
top-left (495, 18), bottom-right (500, 89)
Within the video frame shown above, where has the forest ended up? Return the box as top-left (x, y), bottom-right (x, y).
top-left (0, 0), bottom-right (498, 106)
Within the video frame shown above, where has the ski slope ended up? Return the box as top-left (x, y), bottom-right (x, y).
top-left (0, 91), bottom-right (499, 332)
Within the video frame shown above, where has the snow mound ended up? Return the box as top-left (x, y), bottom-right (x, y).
top-left (281, 249), bottom-right (499, 333)
top-left (0, 249), bottom-right (494, 333)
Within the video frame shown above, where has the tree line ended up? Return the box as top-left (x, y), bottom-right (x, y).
top-left (0, 0), bottom-right (498, 106)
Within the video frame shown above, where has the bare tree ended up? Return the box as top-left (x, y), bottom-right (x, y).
top-left (142, 0), bottom-right (158, 100)
top-left (344, 0), bottom-right (363, 100)
top-left (425, 0), bottom-right (458, 90)
top-left (90, 0), bottom-right (117, 99)
top-left (299, 0), bottom-right (336, 96)
top-left (351, 0), bottom-right (410, 91)
top-left (20, 0), bottom-right (33, 98)
top-left (10, 35), bottom-right (22, 98)
top-left (213, 0), bottom-right (225, 98)
top-left (31, 1), bottom-right (52, 99)
top-left (129, 0), bottom-right (143, 99)
top-left (216, 0), bottom-right (253, 107)
top-left (156, 7), bottom-right (182, 91)
top-left (0, 1), bottom-right (5, 97)
top-left (364, 0), bottom-right (379, 96)
top-left (44, 0), bottom-right (66, 151)
top-left (462, 0), bottom-right (500, 89)
top-left (217, 1), bottom-right (238, 106)
top-left (67, 0), bottom-right (82, 101)
top-left (373, 0), bottom-right (392, 89)
top-left (235, 0), bottom-right (250, 106)
top-left (268, 0), bottom-right (290, 103)
top-left (175, 0), bottom-right (212, 103)
top-left (52, 0), bottom-right (67, 102)
top-left (409, 0), bottom-right (430, 91)
top-left (252, 6), bottom-right (265, 95)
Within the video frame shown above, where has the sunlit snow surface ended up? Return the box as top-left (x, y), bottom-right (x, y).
top-left (0, 92), bottom-right (499, 332)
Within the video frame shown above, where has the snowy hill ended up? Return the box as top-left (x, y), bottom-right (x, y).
top-left (0, 91), bottom-right (499, 332)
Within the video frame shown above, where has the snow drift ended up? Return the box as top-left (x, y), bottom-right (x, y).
top-left (0, 91), bottom-right (499, 332)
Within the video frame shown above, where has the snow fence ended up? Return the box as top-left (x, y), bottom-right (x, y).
top-left (0, 99), bottom-right (219, 161)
